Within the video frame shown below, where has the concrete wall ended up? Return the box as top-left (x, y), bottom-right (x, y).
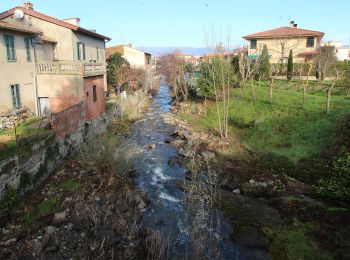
top-left (37, 74), bottom-right (84, 113)
top-left (247, 36), bottom-right (322, 63)
top-left (83, 76), bottom-right (106, 121)
top-left (0, 30), bottom-right (36, 113)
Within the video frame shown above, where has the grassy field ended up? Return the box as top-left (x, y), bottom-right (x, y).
top-left (181, 82), bottom-right (350, 163)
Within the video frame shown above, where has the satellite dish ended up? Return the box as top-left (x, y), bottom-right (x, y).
top-left (14, 9), bottom-right (24, 19)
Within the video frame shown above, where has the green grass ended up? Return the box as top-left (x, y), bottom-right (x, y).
top-left (273, 228), bottom-right (331, 260)
top-left (55, 178), bottom-right (78, 191)
top-left (182, 83), bottom-right (350, 163)
top-left (23, 195), bottom-right (61, 226)
top-left (0, 117), bottom-right (48, 146)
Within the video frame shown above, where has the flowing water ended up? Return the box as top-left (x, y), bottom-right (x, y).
top-left (130, 82), bottom-right (268, 259)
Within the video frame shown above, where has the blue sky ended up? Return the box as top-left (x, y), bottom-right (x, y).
top-left (2, 0), bottom-right (350, 47)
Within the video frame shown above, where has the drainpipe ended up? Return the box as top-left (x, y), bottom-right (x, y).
top-left (31, 37), bottom-right (39, 116)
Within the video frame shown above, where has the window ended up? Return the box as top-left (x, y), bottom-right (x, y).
top-left (96, 46), bottom-right (99, 61)
top-left (24, 37), bottom-right (31, 62)
top-left (77, 42), bottom-right (86, 60)
top-left (306, 37), bottom-right (315, 48)
top-left (93, 85), bottom-right (97, 102)
top-left (250, 39), bottom-right (257, 50)
top-left (10, 84), bottom-right (21, 109)
top-left (4, 34), bottom-right (16, 62)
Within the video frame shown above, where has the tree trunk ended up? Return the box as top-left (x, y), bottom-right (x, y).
top-left (250, 79), bottom-right (256, 102)
top-left (302, 83), bottom-right (306, 109)
top-left (327, 69), bottom-right (339, 114)
top-left (269, 77), bottom-right (273, 105)
top-left (204, 96), bottom-right (207, 118)
top-left (241, 79), bottom-right (246, 96)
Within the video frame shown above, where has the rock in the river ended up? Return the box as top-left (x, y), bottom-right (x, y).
top-left (32, 239), bottom-right (43, 254)
top-left (45, 226), bottom-right (56, 235)
top-left (201, 151), bottom-right (215, 160)
top-left (54, 211), bottom-right (67, 223)
top-left (178, 148), bottom-right (194, 158)
top-left (149, 144), bottom-right (156, 150)
top-left (233, 189), bottom-right (241, 194)
top-left (3, 238), bottom-right (16, 246)
top-left (171, 139), bottom-right (185, 146)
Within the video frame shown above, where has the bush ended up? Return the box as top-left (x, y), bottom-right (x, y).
top-left (315, 150), bottom-right (350, 199)
top-left (0, 184), bottom-right (18, 215)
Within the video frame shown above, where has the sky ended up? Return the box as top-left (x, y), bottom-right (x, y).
top-left (1, 0), bottom-right (350, 48)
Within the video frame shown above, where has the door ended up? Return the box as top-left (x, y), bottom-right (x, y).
top-left (39, 97), bottom-right (51, 116)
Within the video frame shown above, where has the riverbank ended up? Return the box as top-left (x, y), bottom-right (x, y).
top-left (0, 92), bottom-right (157, 259)
top-left (165, 99), bottom-right (350, 259)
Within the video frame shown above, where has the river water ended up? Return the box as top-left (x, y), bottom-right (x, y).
top-left (130, 82), bottom-right (268, 259)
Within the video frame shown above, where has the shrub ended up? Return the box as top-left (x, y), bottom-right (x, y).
top-left (315, 150), bottom-right (350, 199)
top-left (0, 184), bottom-right (18, 215)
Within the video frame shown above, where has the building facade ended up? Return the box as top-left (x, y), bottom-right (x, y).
top-left (243, 22), bottom-right (324, 63)
top-left (0, 2), bottom-right (110, 122)
top-left (106, 44), bottom-right (151, 69)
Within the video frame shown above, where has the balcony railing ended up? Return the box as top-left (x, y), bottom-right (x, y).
top-left (83, 62), bottom-right (105, 76)
top-left (36, 61), bottom-right (105, 76)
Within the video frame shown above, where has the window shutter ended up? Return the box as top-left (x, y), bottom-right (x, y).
top-left (77, 42), bottom-right (81, 60)
top-left (4, 35), bottom-right (11, 61)
top-left (82, 43), bottom-right (86, 60)
top-left (10, 35), bottom-right (15, 61)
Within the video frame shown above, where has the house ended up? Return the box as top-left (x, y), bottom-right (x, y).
top-left (322, 41), bottom-right (350, 61)
top-left (0, 20), bottom-right (39, 114)
top-left (0, 1), bottom-right (111, 122)
top-left (106, 44), bottom-right (151, 70)
top-left (175, 53), bottom-right (200, 67)
top-left (243, 21), bottom-right (325, 63)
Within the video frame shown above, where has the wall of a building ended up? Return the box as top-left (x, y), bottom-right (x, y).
top-left (36, 74), bottom-right (84, 113)
top-left (123, 46), bottom-right (146, 69)
top-left (72, 32), bottom-right (105, 62)
top-left (83, 75), bottom-right (106, 121)
top-left (0, 30), bottom-right (36, 113)
top-left (248, 36), bottom-right (322, 63)
top-left (3, 15), bottom-right (75, 61)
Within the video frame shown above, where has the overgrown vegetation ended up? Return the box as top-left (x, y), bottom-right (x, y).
top-left (315, 150), bottom-right (350, 199)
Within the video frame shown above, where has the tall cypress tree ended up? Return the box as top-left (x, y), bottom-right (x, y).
top-left (287, 49), bottom-right (294, 80)
top-left (259, 45), bottom-right (271, 80)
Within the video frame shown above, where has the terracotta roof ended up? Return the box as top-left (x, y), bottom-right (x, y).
top-left (298, 50), bottom-right (319, 57)
top-left (0, 20), bottom-right (40, 34)
top-left (0, 6), bottom-right (111, 40)
top-left (243, 26), bottom-right (324, 40)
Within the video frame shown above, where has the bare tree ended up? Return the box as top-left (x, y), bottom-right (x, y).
top-left (238, 51), bottom-right (260, 99)
top-left (314, 46), bottom-right (337, 83)
top-left (302, 63), bottom-right (313, 109)
top-left (327, 67), bottom-right (339, 114)
top-left (268, 36), bottom-right (303, 66)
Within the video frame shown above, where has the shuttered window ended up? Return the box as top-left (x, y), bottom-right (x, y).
top-left (93, 85), bottom-right (97, 102)
top-left (24, 37), bottom-right (31, 62)
top-left (10, 84), bottom-right (21, 109)
top-left (77, 42), bottom-right (86, 60)
top-left (4, 34), bottom-right (16, 62)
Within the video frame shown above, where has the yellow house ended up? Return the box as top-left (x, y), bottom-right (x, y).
top-left (243, 22), bottom-right (324, 63)
top-left (106, 44), bottom-right (151, 69)
top-left (0, 1), bottom-right (111, 119)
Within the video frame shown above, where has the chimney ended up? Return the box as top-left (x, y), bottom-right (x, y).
top-left (128, 43), bottom-right (133, 48)
top-left (294, 24), bottom-right (298, 28)
top-left (289, 21), bottom-right (295, 27)
top-left (62, 18), bottom-right (81, 26)
top-left (23, 1), bottom-right (33, 10)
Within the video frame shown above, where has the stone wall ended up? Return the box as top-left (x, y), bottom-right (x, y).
top-left (0, 111), bottom-right (111, 199)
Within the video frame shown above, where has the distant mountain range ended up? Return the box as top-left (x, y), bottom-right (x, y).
top-left (137, 47), bottom-right (211, 57)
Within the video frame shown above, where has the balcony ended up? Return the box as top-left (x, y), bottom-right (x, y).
top-left (35, 61), bottom-right (105, 76)
top-left (83, 62), bottom-right (105, 77)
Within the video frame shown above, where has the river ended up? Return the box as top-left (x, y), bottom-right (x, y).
top-left (130, 82), bottom-right (268, 259)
